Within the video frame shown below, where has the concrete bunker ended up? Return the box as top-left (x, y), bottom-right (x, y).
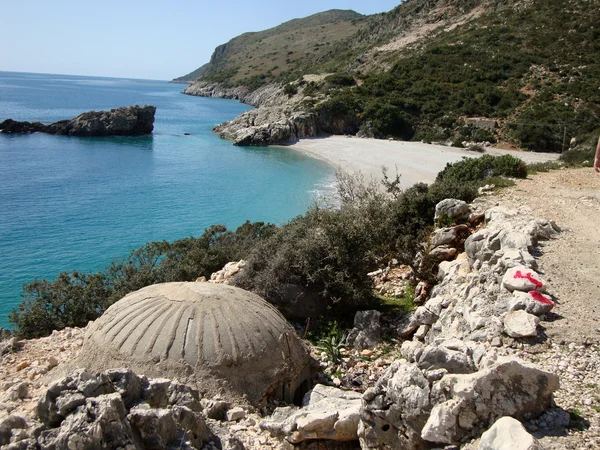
top-left (78, 282), bottom-right (312, 405)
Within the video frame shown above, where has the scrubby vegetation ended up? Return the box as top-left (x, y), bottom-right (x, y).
top-left (10, 156), bottom-right (529, 338)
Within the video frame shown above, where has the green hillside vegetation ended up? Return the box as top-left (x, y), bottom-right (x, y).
top-left (312, 0), bottom-right (600, 150)
top-left (178, 0), bottom-right (599, 152)
top-left (175, 9), bottom-right (367, 86)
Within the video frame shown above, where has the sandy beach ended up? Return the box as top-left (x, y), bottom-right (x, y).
top-left (283, 136), bottom-right (560, 188)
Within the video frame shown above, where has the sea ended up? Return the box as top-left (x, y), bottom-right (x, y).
top-left (0, 71), bottom-right (335, 329)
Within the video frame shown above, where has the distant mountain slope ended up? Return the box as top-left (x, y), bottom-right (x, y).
top-left (174, 9), bottom-right (367, 84)
top-left (179, 0), bottom-right (600, 152)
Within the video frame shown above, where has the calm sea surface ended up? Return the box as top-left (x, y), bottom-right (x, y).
top-left (0, 71), bottom-right (335, 328)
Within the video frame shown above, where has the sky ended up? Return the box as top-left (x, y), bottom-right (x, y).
top-left (0, 0), bottom-right (402, 81)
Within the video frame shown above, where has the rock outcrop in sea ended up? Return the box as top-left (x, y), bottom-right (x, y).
top-left (0, 105), bottom-right (156, 136)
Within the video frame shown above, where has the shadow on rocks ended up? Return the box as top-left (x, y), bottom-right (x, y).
top-left (527, 406), bottom-right (590, 438)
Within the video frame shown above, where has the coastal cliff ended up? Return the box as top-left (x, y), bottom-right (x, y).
top-left (184, 80), bottom-right (360, 145)
top-left (0, 105), bottom-right (156, 137)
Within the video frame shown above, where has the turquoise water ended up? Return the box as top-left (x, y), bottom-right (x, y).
top-left (0, 71), bottom-right (335, 328)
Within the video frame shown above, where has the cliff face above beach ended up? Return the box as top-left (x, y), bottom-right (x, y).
top-left (179, 0), bottom-right (600, 152)
top-left (0, 105), bottom-right (156, 136)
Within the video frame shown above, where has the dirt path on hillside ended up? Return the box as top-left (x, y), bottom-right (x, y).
top-left (497, 168), bottom-right (600, 345)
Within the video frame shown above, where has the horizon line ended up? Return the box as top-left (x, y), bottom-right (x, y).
top-left (0, 69), bottom-right (171, 83)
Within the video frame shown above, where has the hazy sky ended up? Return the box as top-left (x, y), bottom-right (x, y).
top-left (0, 0), bottom-right (401, 80)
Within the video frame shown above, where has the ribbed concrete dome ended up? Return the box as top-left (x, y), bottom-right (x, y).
top-left (79, 282), bottom-right (311, 404)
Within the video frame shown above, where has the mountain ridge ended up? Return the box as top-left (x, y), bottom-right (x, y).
top-left (178, 0), bottom-right (600, 153)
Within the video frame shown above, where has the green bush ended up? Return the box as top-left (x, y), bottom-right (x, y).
top-left (324, 73), bottom-right (356, 87)
top-left (10, 271), bottom-right (111, 339)
top-left (560, 147), bottom-right (596, 166)
top-left (283, 83), bottom-right (297, 97)
top-left (436, 154), bottom-right (527, 183)
top-left (362, 101), bottom-right (415, 139)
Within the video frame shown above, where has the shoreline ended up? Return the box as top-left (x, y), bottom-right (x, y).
top-left (279, 135), bottom-right (561, 188)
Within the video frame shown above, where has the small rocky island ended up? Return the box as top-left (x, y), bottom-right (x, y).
top-left (0, 105), bottom-right (156, 137)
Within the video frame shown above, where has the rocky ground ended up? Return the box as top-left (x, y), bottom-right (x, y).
top-left (0, 167), bottom-right (598, 449)
top-left (491, 168), bottom-right (600, 449)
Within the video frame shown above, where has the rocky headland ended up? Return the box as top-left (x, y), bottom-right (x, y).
top-left (1, 168), bottom-right (599, 449)
top-left (0, 105), bottom-right (156, 137)
top-left (184, 80), bottom-right (358, 146)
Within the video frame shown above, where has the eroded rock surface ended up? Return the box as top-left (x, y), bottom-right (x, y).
top-left (260, 384), bottom-right (362, 443)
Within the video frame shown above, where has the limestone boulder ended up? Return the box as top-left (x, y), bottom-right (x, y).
top-left (360, 358), bottom-right (558, 448)
top-left (347, 310), bottom-right (382, 350)
top-left (502, 266), bottom-right (545, 292)
top-left (435, 199), bottom-right (471, 224)
top-left (261, 384), bottom-right (362, 443)
top-left (503, 310), bottom-right (539, 338)
top-left (417, 345), bottom-right (475, 374)
top-left (422, 360), bottom-right (558, 444)
top-left (359, 360), bottom-right (432, 449)
top-left (35, 370), bottom-right (213, 450)
top-left (478, 416), bottom-right (542, 450)
top-left (0, 415), bottom-right (28, 446)
top-left (509, 290), bottom-right (554, 316)
top-left (209, 260), bottom-right (246, 284)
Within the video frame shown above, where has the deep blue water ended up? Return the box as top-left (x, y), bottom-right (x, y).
top-left (0, 71), bottom-right (334, 328)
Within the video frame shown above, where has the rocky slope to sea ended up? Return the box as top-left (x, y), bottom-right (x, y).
top-left (2, 168), bottom-right (599, 449)
top-left (183, 80), bottom-right (358, 146)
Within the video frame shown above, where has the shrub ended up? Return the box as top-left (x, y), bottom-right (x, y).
top-left (11, 163), bottom-right (490, 338)
top-left (283, 83), bottom-right (297, 97)
top-left (466, 145), bottom-right (485, 153)
top-left (9, 271), bottom-right (111, 339)
top-left (526, 160), bottom-right (563, 173)
top-left (436, 154), bottom-right (527, 183)
top-left (560, 147), bottom-right (596, 166)
top-left (362, 101), bottom-right (415, 139)
top-left (324, 73), bottom-right (356, 87)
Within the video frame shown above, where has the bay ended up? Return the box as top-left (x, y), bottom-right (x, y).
top-left (0, 71), bottom-right (335, 328)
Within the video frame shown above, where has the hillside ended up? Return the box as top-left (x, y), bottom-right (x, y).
top-left (173, 9), bottom-right (367, 85)
top-left (179, 0), bottom-right (600, 153)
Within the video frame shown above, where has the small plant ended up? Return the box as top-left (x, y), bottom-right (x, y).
top-left (436, 212), bottom-right (454, 228)
top-left (568, 408), bottom-right (588, 431)
top-left (526, 161), bottom-right (563, 174)
top-left (317, 333), bottom-right (347, 363)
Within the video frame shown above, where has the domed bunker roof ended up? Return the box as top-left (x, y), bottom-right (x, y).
top-left (79, 282), bottom-right (312, 404)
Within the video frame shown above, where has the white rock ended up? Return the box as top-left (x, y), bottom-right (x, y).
top-left (503, 310), bottom-right (539, 338)
top-left (509, 291), bottom-right (554, 316)
top-left (414, 325), bottom-right (430, 340)
top-left (226, 407), bottom-right (246, 422)
top-left (260, 384), bottom-right (361, 443)
top-left (435, 199), bottom-right (471, 223)
top-left (296, 410), bottom-right (338, 434)
top-left (421, 399), bottom-right (461, 443)
top-left (478, 416), bottom-right (542, 450)
top-left (502, 266), bottom-right (545, 292)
